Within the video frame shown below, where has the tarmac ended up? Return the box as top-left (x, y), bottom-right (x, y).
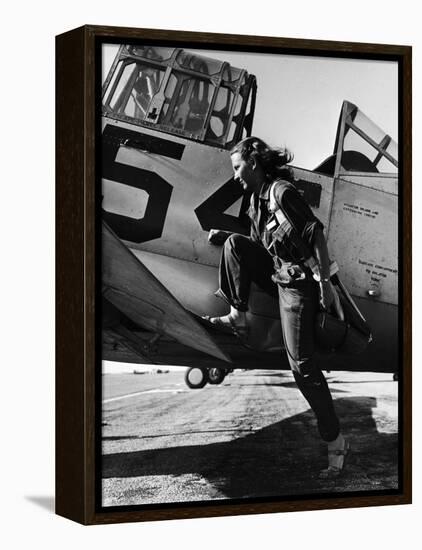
top-left (101, 368), bottom-right (399, 507)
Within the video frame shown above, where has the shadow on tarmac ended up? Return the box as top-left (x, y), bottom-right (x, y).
top-left (238, 381), bottom-right (349, 393)
top-left (102, 395), bottom-right (399, 499)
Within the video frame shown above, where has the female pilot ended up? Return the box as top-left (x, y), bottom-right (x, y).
top-left (206, 137), bottom-right (349, 478)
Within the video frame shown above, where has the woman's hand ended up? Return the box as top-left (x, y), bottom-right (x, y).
top-left (319, 280), bottom-right (335, 311)
top-left (208, 229), bottom-right (231, 246)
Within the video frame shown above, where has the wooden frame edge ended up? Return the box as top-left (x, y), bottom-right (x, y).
top-left (56, 25), bottom-right (87, 524)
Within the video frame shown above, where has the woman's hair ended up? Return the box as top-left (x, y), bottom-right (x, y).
top-left (230, 136), bottom-right (294, 182)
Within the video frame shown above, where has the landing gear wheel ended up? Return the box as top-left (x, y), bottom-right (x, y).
top-left (208, 367), bottom-right (226, 385)
top-left (185, 367), bottom-right (208, 389)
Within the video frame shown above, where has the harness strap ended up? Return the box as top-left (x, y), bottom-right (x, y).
top-left (269, 181), bottom-right (339, 281)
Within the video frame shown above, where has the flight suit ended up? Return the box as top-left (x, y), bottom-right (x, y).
top-left (216, 179), bottom-right (340, 442)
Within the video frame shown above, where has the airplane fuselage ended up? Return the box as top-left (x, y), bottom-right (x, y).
top-left (101, 46), bottom-right (399, 373)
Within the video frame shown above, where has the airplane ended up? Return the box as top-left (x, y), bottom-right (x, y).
top-left (101, 44), bottom-right (399, 389)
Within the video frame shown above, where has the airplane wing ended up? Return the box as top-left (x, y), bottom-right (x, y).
top-left (102, 221), bottom-right (231, 364)
top-left (102, 324), bottom-right (156, 364)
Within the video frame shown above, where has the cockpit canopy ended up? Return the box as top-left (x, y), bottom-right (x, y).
top-left (316, 100), bottom-right (398, 176)
top-left (102, 45), bottom-right (257, 149)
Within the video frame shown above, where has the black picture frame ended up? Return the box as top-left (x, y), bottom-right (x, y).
top-left (56, 25), bottom-right (412, 525)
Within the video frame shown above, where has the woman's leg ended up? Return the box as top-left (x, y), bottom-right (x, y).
top-left (278, 282), bottom-right (340, 443)
top-left (216, 233), bottom-right (278, 311)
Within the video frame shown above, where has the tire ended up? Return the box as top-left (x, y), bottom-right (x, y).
top-left (208, 367), bottom-right (226, 385)
top-left (184, 367), bottom-right (208, 389)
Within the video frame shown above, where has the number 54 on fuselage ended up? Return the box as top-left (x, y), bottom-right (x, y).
top-left (101, 45), bottom-right (399, 386)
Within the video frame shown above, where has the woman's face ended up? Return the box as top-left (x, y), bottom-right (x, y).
top-left (230, 152), bottom-right (260, 192)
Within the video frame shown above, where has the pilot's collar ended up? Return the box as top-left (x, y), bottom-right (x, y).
top-left (258, 180), bottom-right (272, 201)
